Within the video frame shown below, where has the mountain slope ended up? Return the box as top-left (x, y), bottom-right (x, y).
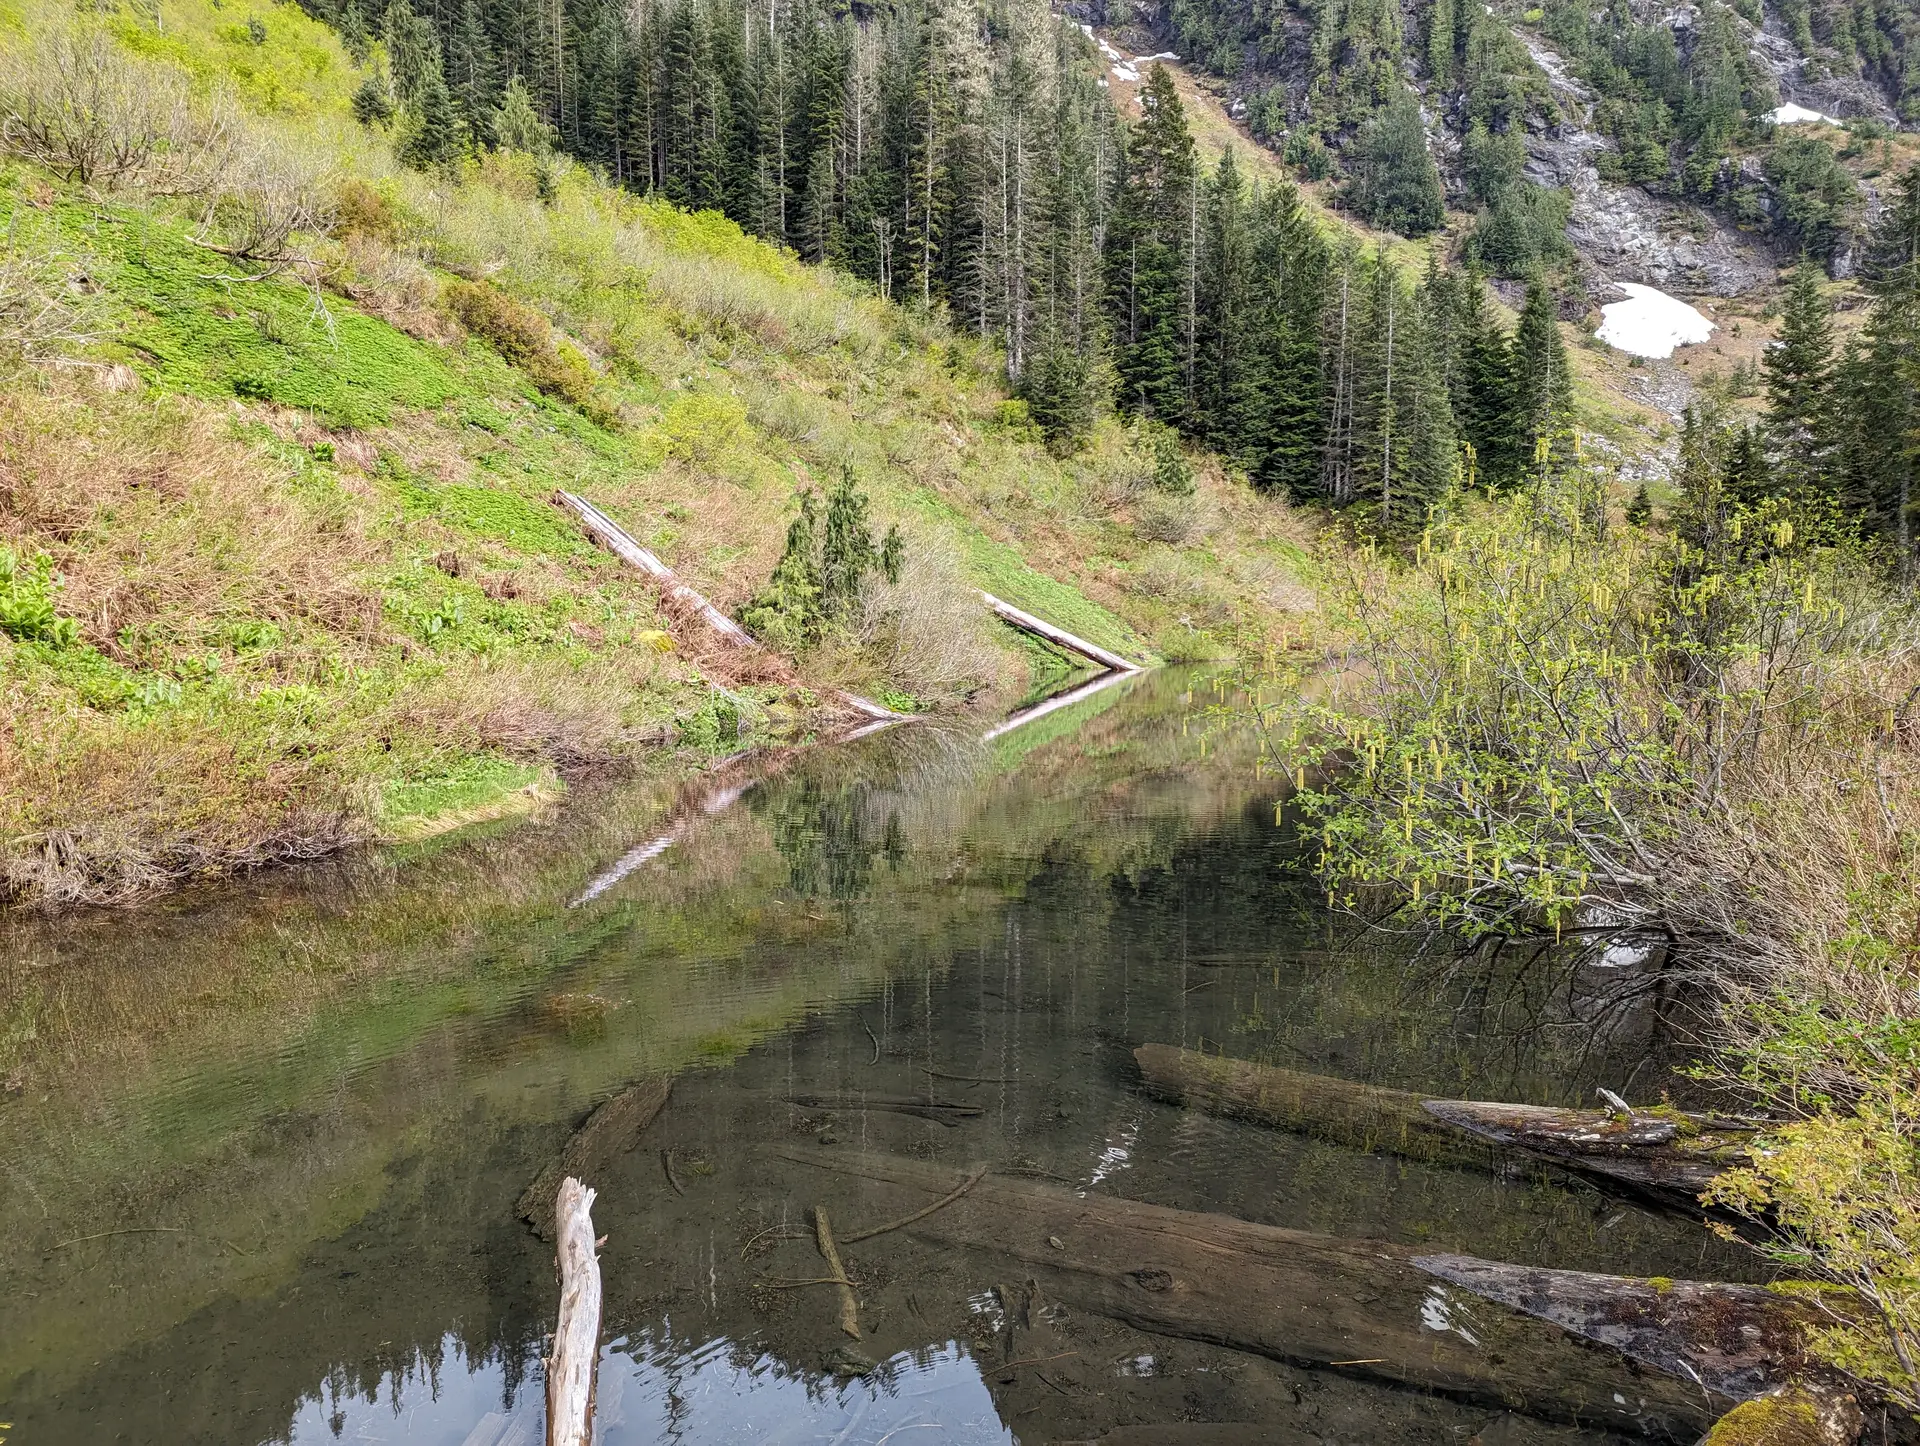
top-left (0, 0), bottom-right (1316, 907)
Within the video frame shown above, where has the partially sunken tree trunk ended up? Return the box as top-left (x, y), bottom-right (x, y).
top-left (1134, 1043), bottom-right (1756, 1201)
top-left (775, 1147), bottom-right (1826, 1441)
top-left (546, 1177), bottom-right (602, 1446)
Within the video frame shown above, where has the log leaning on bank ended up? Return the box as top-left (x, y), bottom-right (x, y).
top-left (1134, 1043), bottom-right (1756, 1200)
top-left (774, 1147), bottom-right (1822, 1441)
top-left (517, 1076), bottom-right (672, 1236)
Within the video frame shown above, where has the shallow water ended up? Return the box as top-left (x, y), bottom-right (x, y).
top-left (0, 669), bottom-right (1757, 1445)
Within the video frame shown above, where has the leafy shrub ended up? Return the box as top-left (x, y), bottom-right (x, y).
top-left (440, 278), bottom-right (609, 422)
top-left (1703, 1083), bottom-right (1920, 1410)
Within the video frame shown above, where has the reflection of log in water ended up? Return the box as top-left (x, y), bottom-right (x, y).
top-left (772, 1147), bottom-right (1782, 1440)
top-left (517, 1078), bottom-right (672, 1236)
top-left (1134, 1044), bottom-right (1755, 1201)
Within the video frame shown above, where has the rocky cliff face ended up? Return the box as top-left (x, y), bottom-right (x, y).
top-left (1517, 32), bottom-right (1776, 297)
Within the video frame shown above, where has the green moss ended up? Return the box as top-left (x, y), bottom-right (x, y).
top-left (1700, 1390), bottom-right (1825, 1446)
top-left (377, 755), bottom-right (552, 839)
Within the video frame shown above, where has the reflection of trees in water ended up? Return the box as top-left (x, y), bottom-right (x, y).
top-left (756, 775), bottom-right (907, 902)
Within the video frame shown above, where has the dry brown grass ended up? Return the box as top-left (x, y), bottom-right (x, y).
top-left (0, 380), bottom-right (380, 659)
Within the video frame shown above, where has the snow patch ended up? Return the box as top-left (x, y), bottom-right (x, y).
top-left (1767, 102), bottom-right (1841, 126)
top-left (1139, 50), bottom-right (1181, 61)
top-left (1595, 283), bottom-right (1716, 359)
top-left (1112, 64), bottom-right (1141, 83)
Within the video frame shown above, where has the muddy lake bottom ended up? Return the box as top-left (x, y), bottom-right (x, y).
top-left (0, 670), bottom-right (1759, 1445)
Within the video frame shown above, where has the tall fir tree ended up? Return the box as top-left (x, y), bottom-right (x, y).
top-left (1106, 64), bottom-right (1197, 423)
top-left (1511, 276), bottom-right (1575, 483)
top-left (1763, 260), bottom-right (1837, 503)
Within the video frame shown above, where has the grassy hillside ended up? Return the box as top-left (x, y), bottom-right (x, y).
top-left (0, 0), bottom-right (1316, 907)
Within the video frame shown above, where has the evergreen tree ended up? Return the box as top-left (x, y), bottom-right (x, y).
top-left (1511, 276), bottom-right (1575, 482)
top-left (1763, 260), bottom-right (1837, 502)
top-left (1343, 86), bottom-right (1444, 237)
top-left (1449, 272), bottom-right (1519, 488)
top-left (1833, 166), bottom-right (1920, 576)
top-left (1107, 64), bottom-right (1198, 422)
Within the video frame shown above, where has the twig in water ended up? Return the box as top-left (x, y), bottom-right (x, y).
top-left (923, 1069), bottom-right (1011, 1084)
top-left (739, 1223), bottom-right (810, 1259)
top-left (662, 1147), bottom-right (687, 1196)
top-left (1328, 1358), bottom-right (1386, 1366)
top-left (998, 1350), bottom-right (1078, 1372)
top-left (842, 1165), bottom-right (990, 1243)
top-left (51, 1226), bottom-right (248, 1256)
top-left (860, 1015), bottom-right (880, 1065)
top-left (761, 1276), bottom-right (866, 1289)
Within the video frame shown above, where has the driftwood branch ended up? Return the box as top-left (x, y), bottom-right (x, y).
top-left (841, 1164), bottom-right (990, 1243)
top-left (811, 1205), bottom-right (862, 1339)
top-left (545, 1177), bottom-right (601, 1446)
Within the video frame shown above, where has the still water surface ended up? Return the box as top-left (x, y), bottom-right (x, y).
top-left (0, 670), bottom-right (1753, 1445)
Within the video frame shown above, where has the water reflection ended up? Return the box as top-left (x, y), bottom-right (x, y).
top-left (0, 669), bottom-right (1757, 1445)
top-left (279, 1335), bottom-right (1009, 1446)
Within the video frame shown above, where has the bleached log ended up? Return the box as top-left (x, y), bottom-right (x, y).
top-left (545, 1177), bottom-right (602, 1446)
top-left (555, 491), bottom-right (904, 721)
top-left (980, 591), bottom-right (1141, 674)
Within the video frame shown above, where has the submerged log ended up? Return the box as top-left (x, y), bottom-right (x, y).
top-left (784, 1092), bottom-right (984, 1127)
top-left (1132, 1043), bottom-right (1491, 1169)
top-left (1135, 1043), bottom-right (1754, 1200)
top-left (1061, 1430), bottom-right (1324, 1446)
top-left (1420, 1099), bottom-right (1756, 1198)
top-left (517, 1077), bottom-right (672, 1236)
top-left (774, 1147), bottom-right (1800, 1440)
top-left (545, 1177), bottom-right (602, 1446)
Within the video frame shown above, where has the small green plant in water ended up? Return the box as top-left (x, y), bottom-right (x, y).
top-left (742, 467), bottom-right (903, 650)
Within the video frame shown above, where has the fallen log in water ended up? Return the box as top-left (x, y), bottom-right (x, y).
top-left (773, 1147), bottom-right (1817, 1440)
top-left (1419, 1099), bottom-right (1756, 1198)
top-left (1135, 1043), bottom-right (1755, 1200)
top-left (545, 1177), bottom-right (602, 1446)
top-left (1411, 1254), bottom-right (1836, 1402)
top-left (1132, 1043), bottom-right (1491, 1169)
top-left (517, 1077), bottom-right (672, 1236)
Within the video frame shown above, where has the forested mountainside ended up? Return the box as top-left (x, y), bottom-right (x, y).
top-left (302, 0), bottom-right (1920, 536)
top-left (1133, 0), bottom-right (1916, 287)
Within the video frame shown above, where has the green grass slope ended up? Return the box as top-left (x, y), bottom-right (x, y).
top-left (0, 0), bottom-right (1317, 907)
